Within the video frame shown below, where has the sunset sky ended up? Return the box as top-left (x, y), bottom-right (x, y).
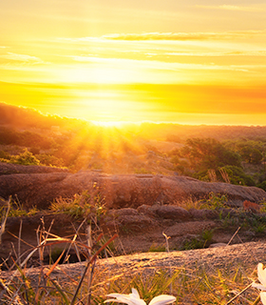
top-left (1, 0), bottom-right (266, 125)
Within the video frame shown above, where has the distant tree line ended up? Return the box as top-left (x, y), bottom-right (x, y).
top-left (169, 137), bottom-right (266, 189)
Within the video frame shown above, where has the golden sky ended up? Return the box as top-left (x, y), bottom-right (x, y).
top-left (1, 0), bottom-right (266, 125)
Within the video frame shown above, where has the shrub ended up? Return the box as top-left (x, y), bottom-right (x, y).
top-left (10, 148), bottom-right (40, 165)
top-left (258, 181), bottom-right (266, 191)
top-left (50, 190), bottom-right (106, 221)
top-left (218, 165), bottom-right (256, 186)
top-left (180, 229), bottom-right (213, 250)
top-left (37, 153), bottom-right (65, 167)
top-left (200, 192), bottom-right (228, 210)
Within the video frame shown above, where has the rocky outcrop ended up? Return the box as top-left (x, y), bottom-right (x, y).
top-left (0, 162), bottom-right (266, 209)
top-left (0, 162), bottom-right (68, 175)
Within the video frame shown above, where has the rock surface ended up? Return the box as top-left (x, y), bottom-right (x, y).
top-left (1, 203), bottom-right (266, 269)
top-left (1, 241), bottom-right (265, 287)
top-left (1, 162), bottom-right (266, 271)
top-left (0, 162), bottom-right (266, 209)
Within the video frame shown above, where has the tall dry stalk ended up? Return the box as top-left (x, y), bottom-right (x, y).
top-left (219, 167), bottom-right (231, 184)
top-left (0, 196), bottom-right (11, 245)
top-left (208, 169), bottom-right (217, 182)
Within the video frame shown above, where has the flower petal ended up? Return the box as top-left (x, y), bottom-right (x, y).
top-left (258, 263), bottom-right (266, 287)
top-left (129, 289), bottom-right (146, 305)
top-left (148, 295), bottom-right (176, 305)
top-left (105, 289), bottom-right (146, 305)
top-left (105, 296), bottom-right (133, 305)
top-left (131, 288), bottom-right (141, 299)
top-left (261, 292), bottom-right (266, 305)
top-left (252, 282), bottom-right (266, 291)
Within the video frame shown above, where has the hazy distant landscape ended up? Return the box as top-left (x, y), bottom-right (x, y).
top-left (1, 102), bottom-right (266, 190)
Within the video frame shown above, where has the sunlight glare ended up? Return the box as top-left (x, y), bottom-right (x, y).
top-left (62, 66), bottom-right (138, 84)
top-left (91, 121), bottom-right (125, 127)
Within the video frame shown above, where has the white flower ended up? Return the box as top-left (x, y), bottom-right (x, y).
top-left (253, 263), bottom-right (266, 291)
top-left (105, 288), bottom-right (176, 305)
top-left (252, 263), bottom-right (266, 305)
top-left (261, 292), bottom-right (266, 305)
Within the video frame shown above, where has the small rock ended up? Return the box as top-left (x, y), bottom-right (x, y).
top-left (137, 204), bottom-right (157, 218)
top-left (209, 243), bottom-right (227, 248)
top-left (110, 208), bottom-right (139, 217)
top-left (189, 208), bottom-right (218, 220)
top-left (154, 205), bottom-right (191, 221)
top-left (116, 214), bottom-right (155, 233)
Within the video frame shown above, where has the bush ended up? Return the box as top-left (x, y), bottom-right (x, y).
top-left (37, 153), bottom-right (65, 167)
top-left (258, 181), bottom-right (266, 191)
top-left (10, 148), bottom-right (40, 165)
top-left (219, 165), bottom-right (256, 186)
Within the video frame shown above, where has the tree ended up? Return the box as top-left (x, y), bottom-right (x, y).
top-left (239, 146), bottom-right (263, 164)
top-left (179, 138), bottom-right (241, 172)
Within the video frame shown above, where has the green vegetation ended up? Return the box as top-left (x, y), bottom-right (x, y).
top-left (200, 192), bottom-right (228, 210)
top-left (50, 190), bottom-right (106, 221)
top-left (0, 197), bottom-right (38, 221)
top-left (179, 229), bottom-right (214, 250)
top-left (10, 148), bottom-right (40, 166)
top-left (148, 243), bottom-right (166, 252)
top-left (2, 103), bottom-right (266, 189)
top-left (170, 137), bottom-right (266, 189)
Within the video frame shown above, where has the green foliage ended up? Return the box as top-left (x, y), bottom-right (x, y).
top-left (0, 126), bottom-right (53, 149)
top-left (243, 213), bottom-right (266, 234)
top-left (50, 190), bottom-right (106, 220)
top-left (0, 197), bottom-right (38, 221)
top-left (177, 138), bottom-right (242, 172)
top-left (219, 165), bottom-right (256, 186)
top-left (258, 181), bottom-right (266, 191)
top-left (219, 211), bottom-right (239, 228)
top-left (37, 153), bottom-right (65, 167)
top-left (10, 148), bottom-right (40, 165)
top-left (148, 243), bottom-right (166, 252)
top-left (0, 150), bottom-right (11, 160)
top-left (200, 192), bottom-right (228, 210)
top-left (239, 145), bottom-right (263, 164)
top-left (180, 229), bottom-right (213, 250)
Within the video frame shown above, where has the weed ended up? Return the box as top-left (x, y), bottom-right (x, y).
top-left (0, 197), bottom-right (38, 222)
top-left (178, 192), bottom-right (228, 211)
top-left (220, 211), bottom-right (239, 228)
top-left (50, 190), bottom-right (106, 221)
top-left (148, 243), bottom-right (166, 252)
top-left (177, 196), bottom-right (202, 210)
top-left (254, 223), bottom-right (266, 233)
top-left (201, 228), bottom-right (214, 242)
top-left (200, 192), bottom-right (228, 210)
top-left (0, 220), bottom-right (117, 304)
top-left (180, 229), bottom-right (213, 250)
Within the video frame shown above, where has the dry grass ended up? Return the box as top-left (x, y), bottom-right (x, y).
top-left (0, 210), bottom-right (263, 305)
top-left (0, 196), bottom-right (11, 244)
top-left (0, 195), bottom-right (264, 304)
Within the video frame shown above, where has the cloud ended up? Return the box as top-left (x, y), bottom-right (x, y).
top-left (102, 30), bottom-right (266, 41)
top-left (196, 5), bottom-right (263, 12)
top-left (165, 50), bottom-right (266, 57)
top-left (70, 54), bottom-right (262, 75)
top-left (0, 52), bottom-right (44, 64)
